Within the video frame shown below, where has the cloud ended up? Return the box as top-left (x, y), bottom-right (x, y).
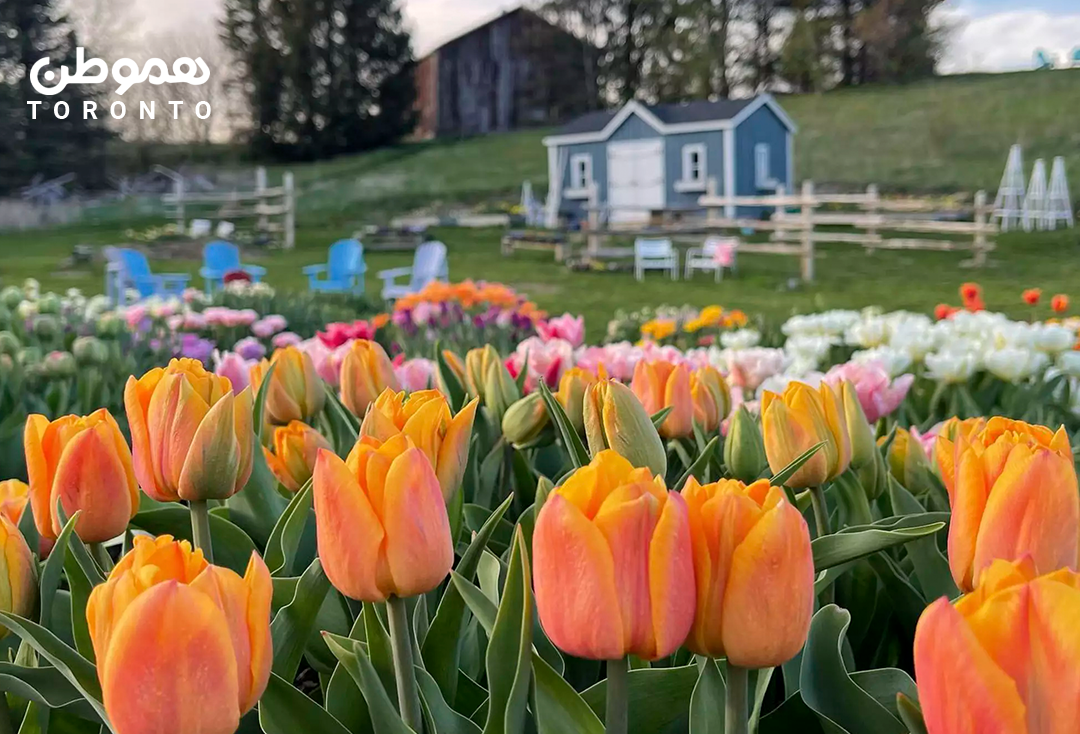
top-left (937, 6), bottom-right (1080, 73)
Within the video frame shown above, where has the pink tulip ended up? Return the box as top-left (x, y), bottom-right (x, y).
top-left (394, 358), bottom-right (438, 392)
top-left (252, 315), bottom-right (287, 338)
top-left (272, 332), bottom-right (302, 349)
top-left (213, 351), bottom-right (258, 394)
top-left (823, 360), bottom-right (913, 423)
top-left (726, 348), bottom-right (787, 392)
top-left (537, 314), bottom-right (585, 347)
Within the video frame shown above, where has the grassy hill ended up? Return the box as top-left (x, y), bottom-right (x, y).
top-left (264, 68), bottom-right (1080, 225)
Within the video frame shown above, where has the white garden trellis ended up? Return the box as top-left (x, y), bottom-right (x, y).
top-left (1023, 158), bottom-right (1047, 232)
top-left (993, 145), bottom-right (1025, 232)
top-left (1045, 157), bottom-right (1075, 229)
top-left (995, 146), bottom-right (1074, 232)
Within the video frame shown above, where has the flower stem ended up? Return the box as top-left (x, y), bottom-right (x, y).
top-left (387, 595), bottom-right (422, 731)
top-left (90, 542), bottom-right (113, 573)
top-left (605, 657), bottom-right (629, 734)
top-left (725, 664), bottom-right (749, 734)
top-left (189, 500), bottom-right (214, 564)
top-left (809, 485), bottom-right (834, 605)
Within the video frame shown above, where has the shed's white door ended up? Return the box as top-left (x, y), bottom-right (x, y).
top-left (607, 139), bottom-right (665, 224)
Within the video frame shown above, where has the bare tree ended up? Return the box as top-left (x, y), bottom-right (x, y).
top-left (65, 0), bottom-right (141, 60)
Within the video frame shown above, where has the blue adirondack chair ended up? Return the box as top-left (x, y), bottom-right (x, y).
top-left (199, 240), bottom-right (267, 295)
top-left (109, 248), bottom-right (191, 304)
top-left (379, 241), bottom-right (449, 301)
top-left (304, 239), bottom-right (366, 294)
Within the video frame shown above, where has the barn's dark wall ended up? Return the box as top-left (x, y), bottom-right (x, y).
top-left (414, 9), bottom-right (596, 139)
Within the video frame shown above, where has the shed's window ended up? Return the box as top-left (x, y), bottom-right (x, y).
top-left (682, 144), bottom-right (706, 184)
top-left (755, 143), bottom-right (774, 188)
top-left (570, 154), bottom-right (593, 190)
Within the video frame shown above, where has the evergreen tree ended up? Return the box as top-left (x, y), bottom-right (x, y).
top-left (0, 0), bottom-right (111, 194)
top-left (222, 0), bottom-right (414, 161)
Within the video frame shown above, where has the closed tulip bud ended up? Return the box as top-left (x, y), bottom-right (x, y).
top-left (761, 381), bottom-right (851, 489)
top-left (438, 349), bottom-right (467, 394)
top-left (87, 536), bottom-right (272, 734)
top-left (313, 435), bottom-right (453, 601)
top-left (339, 340), bottom-right (400, 418)
top-left (556, 367), bottom-right (597, 434)
top-left (935, 417), bottom-right (1078, 592)
top-left (360, 389), bottom-right (478, 502)
top-left (724, 405), bottom-right (768, 483)
top-left (881, 427), bottom-right (933, 493)
top-left (24, 409), bottom-right (138, 542)
top-left (839, 380), bottom-right (885, 499)
top-left (125, 358), bottom-right (255, 503)
top-left (631, 360), bottom-right (694, 439)
top-left (0, 331), bottom-right (19, 356)
top-left (914, 558), bottom-right (1080, 734)
top-left (465, 345), bottom-right (519, 420)
top-left (681, 477), bottom-right (813, 667)
top-left (0, 516), bottom-right (35, 637)
top-left (249, 346), bottom-right (325, 425)
top-left (533, 451), bottom-right (695, 660)
top-left (0, 479), bottom-right (28, 526)
top-left (689, 366), bottom-right (731, 434)
top-left (502, 392), bottom-right (551, 448)
top-left (263, 421), bottom-right (333, 492)
top-left (584, 379), bottom-right (667, 478)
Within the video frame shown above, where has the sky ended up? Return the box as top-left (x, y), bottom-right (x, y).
top-left (131, 0), bottom-right (1080, 74)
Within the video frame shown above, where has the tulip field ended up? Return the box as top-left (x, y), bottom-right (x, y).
top-left (0, 275), bottom-right (1077, 734)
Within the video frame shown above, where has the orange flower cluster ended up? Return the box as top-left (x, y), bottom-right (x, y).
top-left (393, 279), bottom-right (546, 321)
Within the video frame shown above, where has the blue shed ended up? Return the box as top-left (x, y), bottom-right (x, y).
top-left (542, 95), bottom-right (796, 225)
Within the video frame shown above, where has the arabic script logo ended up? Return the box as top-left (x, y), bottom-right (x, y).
top-left (30, 47), bottom-right (210, 97)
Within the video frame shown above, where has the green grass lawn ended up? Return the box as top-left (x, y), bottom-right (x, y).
top-left (6, 221), bottom-right (1080, 336)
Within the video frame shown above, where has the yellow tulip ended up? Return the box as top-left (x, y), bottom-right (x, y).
top-left (263, 421), bottom-right (333, 492)
top-left (760, 381), bottom-right (851, 488)
top-left (0, 516), bottom-right (36, 637)
top-left (690, 366), bottom-right (731, 434)
top-left (556, 367), bottom-right (597, 434)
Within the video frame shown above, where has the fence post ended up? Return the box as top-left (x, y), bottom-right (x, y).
top-left (283, 172), bottom-right (296, 250)
top-left (174, 176), bottom-right (185, 233)
top-left (255, 166), bottom-right (268, 234)
top-left (773, 183), bottom-right (786, 242)
top-left (586, 183), bottom-right (600, 258)
top-left (866, 183), bottom-right (879, 255)
top-left (800, 180), bottom-right (815, 282)
top-left (973, 189), bottom-right (988, 267)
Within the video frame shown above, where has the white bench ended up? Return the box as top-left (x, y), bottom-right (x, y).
top-left (685, 236), bottom-right (739, 281)
top-left (634, 238), bottom-right (679, 281)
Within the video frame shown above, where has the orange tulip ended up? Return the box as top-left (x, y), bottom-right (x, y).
top-left (760, 381), bottom-right (851, 489)
top-left (24, 409), bottom-right (138, 542)
top-left (1022, 288), bottom-right (1042, 306)
top-left (125, 358), bottom-right (254, 503)
top-left (1052, 294), bottom-right (1070, 314)
top-left (556, 367), bottom-right (597, 434)
top-left (914, 557), bottom-right (1080, 734)
top-left (0, 516), bottom-right (36, 636)
top-left (359, 388), bottom-right (478, 502)
top-left (936, 417), bottom-right (1078, 592)
top-left (339, 340), bottom-right (400, 418)
top-left (933, 416), bottom-right (984, 486)
top-left (681, 477), bottom-right (813, 667)
top-left (689, 365), bottom-right (731, 433)
top-left (86, 535), bottom-right (272, 734)
top-left (532, 451), bottom-right (695, 660)
top-left (631, 360), bottom-right (693, 439)
top-left (249, 346), bottom-right (325, 425)
top-left (263, 421), bottom-right (333, 492)
top-left (313, 434), bottom-right (453, 601)
top-left (0, 479), bottom-right (29, 526)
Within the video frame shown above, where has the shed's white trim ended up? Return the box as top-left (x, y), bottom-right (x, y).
top-left (727, 93), bottom-right (799, 134)
top-left (723, 127), bottom-right (736, 218)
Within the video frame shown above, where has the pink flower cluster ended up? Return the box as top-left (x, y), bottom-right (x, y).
top-left (823, 359), bottom-right (915, 424)
top-left (203, 307), bottom-right (259, 328)
top-left (318, 320), bottom-right (379, 349)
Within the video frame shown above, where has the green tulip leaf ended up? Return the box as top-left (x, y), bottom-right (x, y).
top-left (228, 445), bottom-right (290, 550)
top-left (62, 543), bottom-right (97, 662)
top-left (323, 633), bottom-right (416, 734)
top-left (581, 665), bottom-right (698, 734)
top-left (532, 652), bottom-right (603, 734)
top-left (323, 382), bottom-right (361, 449)
top-left (259, 671), bottom-right (353, 734)
top-left (324, 613), bottom-right (374, 734)
top-left (887, 479), bottom-right (958, 601)
top-left (536, 380), bottom-right (590, 469)
top-left (688, 657), bottom-right (725, 734)
top-left (650, 407), bottom-right (673, 430)
top-left (416, 665), bottom-right (482, 734)
top-left (768, 441), bottom-right (827, 488)
top-left (0, 662), bottom-right (98, 720)
top-left (130, 506), bottom-right (258, 576)
top-left (262, 480), bottom-right (316, 577)
top-left (675, 437), bottom-right (719, 491)
top-left (39, 510), bottom-right (81, 634)
top-left (482, 527), bottom-right (532, 734)
top-left (450, 573), bottom-right (497, 636)
top-left (270, 558), bottom-right (330, 681)
top-left (423, 495), bottom-right (514, 705)
top-left (252, 361), bottom-right (277, 441)
top-left (435, 342), bottom-right (469, 413)
top-left (799, 605), bottom-right (907, 734)
top-left (364, 603), bottom-right (398, 709)
top-left (812, 523), bottom-right (945, 572)
top-left (896, 693), bottom-right (928, 734)
top-left (52, 505), bottom-right (104, 587)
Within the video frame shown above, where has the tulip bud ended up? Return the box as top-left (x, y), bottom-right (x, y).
top-left (263, 421), bottom-right (333, 492)
top-left (681, 477), bottom-right (813, 667)
top-left (24, 409), bottom-right (139, 542)
top-left (72, 336), bottom-right (109, 366)
top-left (359, 389), bottom-right (478, 502)
top-left (44, 351), bottom-right (76, 379)
top-left (32, 315), bottom-right (59, 341)
top-left (935, 417), bottom-right (1078, 592)
top-left (501, 392), bottom-right (551, 448)
top-left (0, 331), bottom-right (19, 357)
top-left (465, 345), bottom-right (519, 420)
top-left (0, 287), bottom-right (21, 310)
top-left (631, 360), bottom-right (694, 439)
top-left (124, 358), bottom-right (255, 503)
top-left (724, 405), bottom-right (768, 482)
top-left (555, 367), bottom-right (596, 434)
top-left (313, 435), bottom-right (453, 601)
top-left (584, 379), bottom-right (667, 478)
top-left (690, 366), bottom-right (731, 434)
top-left (761, 381), bottom-right (851, 489)
top-left (36, 293), bottom-right (61, 315)
top-left (249, 346), bottom-right (325, 425)
top-left (881, 427), bottom-right (934, 495)
top-left (437, 349), bottom-right (467, 394)
top-left (87, 536), bottom-right (272, 734)
top-left (0, 479), bottom-right (28, 527)
top-left (914, 558), bottom-right (1080, 734)
top-left (0, 516), bottom-right (35, 637)
top-left (533, 451), bottom-right (694, 660)
top-left (839, 381), bottom-right (886, 499)
top-left (339, 340), bottom-right (400, 418)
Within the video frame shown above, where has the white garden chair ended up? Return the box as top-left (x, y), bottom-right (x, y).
top-left (634, 238), bottom-right (678, 282)
top-left (685, 237), bottom-right (739, 281)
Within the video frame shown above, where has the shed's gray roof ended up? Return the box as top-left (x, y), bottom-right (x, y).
top-left (553, 97), bottom-right (759, 136)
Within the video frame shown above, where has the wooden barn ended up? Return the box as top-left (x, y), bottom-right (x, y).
top-left (413, 8), bottom-right (597, 139)
top-left (543, 95), bottom-right (797, 225)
